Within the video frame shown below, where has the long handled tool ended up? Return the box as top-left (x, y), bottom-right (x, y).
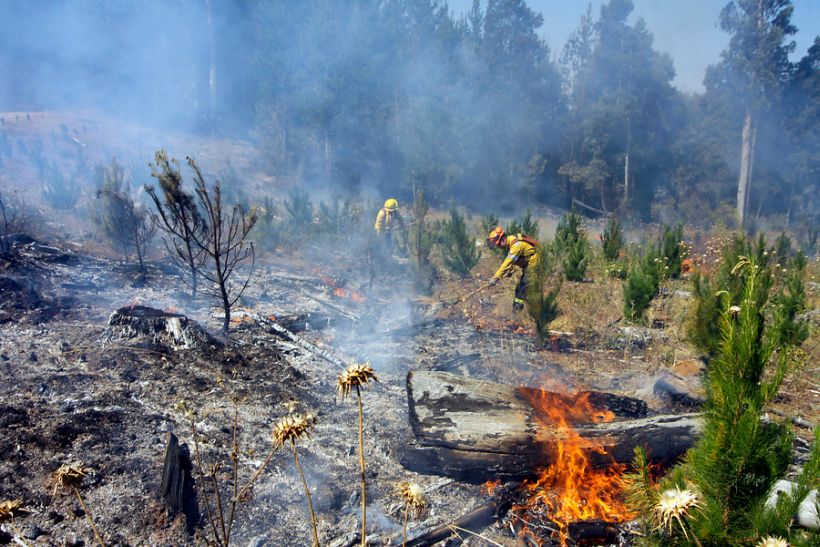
top-left (445, 282), bottom-right (493, 307)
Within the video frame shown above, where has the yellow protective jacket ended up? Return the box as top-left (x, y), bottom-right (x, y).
top-left (492, 234), bottom-right (539, 279)
top-left (374, 208), bottom-right (404, 234)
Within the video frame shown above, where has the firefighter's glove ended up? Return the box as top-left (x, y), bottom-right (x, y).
top-left (488, 277), bottom-right (498, 286)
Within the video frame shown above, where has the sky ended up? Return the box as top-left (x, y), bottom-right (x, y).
top-left (448, 0), bottom-right (820, 93)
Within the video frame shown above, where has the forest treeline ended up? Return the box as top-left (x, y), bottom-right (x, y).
top-left (0, 0), bottom-right (817, 231)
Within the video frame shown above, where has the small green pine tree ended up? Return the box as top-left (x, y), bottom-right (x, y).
top-left (526, 243), bottom-right (561, 347)
top-left (601, 215), bottom-right (624, 262)
top-left (284, 187), bottom-right (314, 231)
top-left (622, 251), bottom-right (660, 324)
top-left (658, 223), bottom-right (686, 279)
top-left (627, 254), bottom-right (816, 546)
top-left (406, 189), bottom-right (438, 294)
top-left (439, 206), bottom-right (480, 277)
top-left (564, 236), bottom-right (591, 282)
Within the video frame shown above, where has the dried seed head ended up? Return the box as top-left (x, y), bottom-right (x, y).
top-left (337, 363), bottom-right (379, 399)
top-left (397, 481), bottom-right (426, 515)
top-left (53, 462), bottom-right (92, 491)
top-left (729, 305), bottom-right (741, 318)
top-left (654, 487), bottom-right (700, 538)
top-left (0, 499), bottom-right (27, 522)
top-left (757, 536), bottom-right (789, 547)
top-left (272, 413), bottom-right (317, 449)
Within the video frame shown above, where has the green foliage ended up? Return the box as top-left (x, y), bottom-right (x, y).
top-left (622, 250), bottom-right (660, 324)
top-left (526, 243), bottom-right (561, 347)
top-left (688, 233), bottom-right (771, 357)
top-left (90, 158), bottom-right (155, 269)
top-left (658, 223), bottom-right (686, 279)
top-left (554, 207), bottom-right (591, 281)
top-left (770, 252), bottom-right (809, 348)
top-left (253, 196), bottom-right (282, 254)
top-left (42, 161), bottom-right (82, 211)
top-left (506, 209), bottom-right (539, 240)
top-left (563, 236), bottom-right (591, 282)
top-left (481, 213), bottom-right (505, 257)
top-left (772, 232), bottom-right (792, 265)
top-left (439, 206), bottom-right (480, 277)
top-left (554, 207), bottom-right (584, 256)
top-left (284, 187), bottom-right (313, 231)
top-left (628, 256), bottom-right (816, 546)
top-left (601, 215), bottom-right (624, 261)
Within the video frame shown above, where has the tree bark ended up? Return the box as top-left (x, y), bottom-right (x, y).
top-left (402, 371), bottom-right (700, 483)
top-left (737, 111), bottom-right (755, 230)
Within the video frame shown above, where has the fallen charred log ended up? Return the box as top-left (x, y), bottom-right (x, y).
top-left (402, 371), bottom-right (701, 482)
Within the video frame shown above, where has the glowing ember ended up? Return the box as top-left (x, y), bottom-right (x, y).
top-left (332, 286), bottom-right (366, 302)
top-left (482, 479), bottom-right (501, 496)
top-left (516, 389), bottom-right (634, 545)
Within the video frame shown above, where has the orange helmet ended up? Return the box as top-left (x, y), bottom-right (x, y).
top-left (487, 226), bottom-right (505, 247)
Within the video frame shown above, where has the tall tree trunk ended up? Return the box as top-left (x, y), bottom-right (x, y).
top-left (736, 111), bottom-right (755, 230)
top-left (204, 0), bottom-right (217, 129)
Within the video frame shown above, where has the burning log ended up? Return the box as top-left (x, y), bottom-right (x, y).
top-left (402, 371), bottom-right (701, 482)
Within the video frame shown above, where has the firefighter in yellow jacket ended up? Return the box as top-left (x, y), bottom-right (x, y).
top-left (374, 198), bottom-right (405, 256)
top-left (487, 226), bottom-right (539, 312)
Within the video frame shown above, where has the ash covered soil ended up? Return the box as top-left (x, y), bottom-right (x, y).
top-left (0, 237), bottom-right (816, 546)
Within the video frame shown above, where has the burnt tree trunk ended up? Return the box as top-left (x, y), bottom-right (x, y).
top-left (402, 371), bottom-right (701, 483)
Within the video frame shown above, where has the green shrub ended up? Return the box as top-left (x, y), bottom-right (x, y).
top-left (772, 232), bottom-right (792, 265)
top-left (90, 157), bottom-right (155, 269)
top-left (771, 251), bottom-right (809, 348)
top-left (622, 251), bottom-right (660, 324)
top-left (688, 233), bottom-right (770, 357)
top-left (506, 209), bottom-right (539, 240)
top-left (626, 257), bottom-right (816, 546)
top-left (253, 196), bottom-right (282, 253)
top-left (553, 206), bottom-right (583, 257)
top-left (601, 215), bottom-right (624, 261)
top-left (658, 223), bottom-right (686, 279)
top-left (42, 161), bottom-right (82, 211)
top-left (526, 243), bottom-right (561, 346)
top-left (554, 207), bottom-right (591, 282)
top-left (284, 186), bottom-right (313, 231)
top-left (439, 206), bottom-right (480, 277)
top-left (563, 236), bottom-right (591, 282)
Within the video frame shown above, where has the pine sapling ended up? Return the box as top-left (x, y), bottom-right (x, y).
top-left (601, 215), bottom-right (624, 262)
top-left (439, 205), bottom-right (480, 277)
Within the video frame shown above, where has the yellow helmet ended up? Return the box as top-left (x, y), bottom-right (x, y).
top-left (384, 198), bottom-right (398, 211)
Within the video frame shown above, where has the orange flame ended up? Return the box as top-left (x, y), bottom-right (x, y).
top-left (482, 479), bottom-right (501, 496)
top-left (332, 286), bottom-right (366, 303)
top-left (516, 389), bottom-right (634, 545)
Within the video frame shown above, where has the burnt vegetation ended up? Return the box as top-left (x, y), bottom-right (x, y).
top-left (0, 0), bottom-right (818, 546)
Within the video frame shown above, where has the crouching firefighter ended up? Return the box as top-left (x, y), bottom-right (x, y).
top-left (487, 226), bottom-right (540, 312)
top-left (374, 198), bottom-right (405, 256)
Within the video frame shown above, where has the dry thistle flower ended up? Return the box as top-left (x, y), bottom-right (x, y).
top-left (654, 487), bottom-right (700, 539)
top-left (272, 413), bottom-right (317, 449)
top-left (336, 363), bottom-right (379, 399)
top-left (53, 462), bottom-right (91, 491)
top-left (729, 305), bottom-right (741, 318)
top-left (757, 536), bottom-right (789, 547)
top-left (0, 499), bottom-right (27, 522)
top-left (397, 481), bottom-right (426, 515)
